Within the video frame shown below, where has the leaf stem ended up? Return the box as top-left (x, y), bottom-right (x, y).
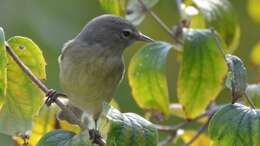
top-left (184, 117), bottom-right (210, 146)
top-left (155, 109), bottom-right (215, 133)
top-left (244, 93), bottom-right (256, 109)
top-left (137, 0), bottom-right (183, 45)
top-left (5, 44), bottom-right (106, 146)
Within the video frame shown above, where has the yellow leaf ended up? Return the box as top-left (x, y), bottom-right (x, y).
top-left (250, 42), bottom-right (260, 65)
top-left (182, 130), bottom-right (213, 146)
top-left (247, 0), bottom-right (260, 24)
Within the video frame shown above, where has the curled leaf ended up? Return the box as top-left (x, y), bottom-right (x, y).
top-left (225, 54), bottom-right (247, 101)
top-left (126, 0), bottom-right (159, 25)
top-left (246, 84), bottom-right (260, 108)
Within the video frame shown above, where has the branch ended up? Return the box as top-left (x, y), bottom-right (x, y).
top-left (137, 0), bottom-right (183, 45)
top-left (155, 109), bottom-right (215, 133)
top-left (5, 44), bottom-right (106, 146)
top-left (184, 117), bottom-right (211, 146)
top-left (158, 131), bottom-right (178, 146)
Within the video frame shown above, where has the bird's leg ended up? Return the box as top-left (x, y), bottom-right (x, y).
top-left (45, 89), bottom-right (67, 106)
top-left (89, 118), bottom-right (103, 144)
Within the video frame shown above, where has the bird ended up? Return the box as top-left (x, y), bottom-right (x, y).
top-left (58, 14), bottom-right (153, 130)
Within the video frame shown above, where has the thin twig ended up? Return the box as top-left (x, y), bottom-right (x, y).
top-left (137, 0), bottom-right (182, 45)
top-left (210, 28), bottom-right (227, 62)
top-left (184, 117), bottom-right (210, 146)
top-left (158, 131), bottom-right (178, 146)
top-left (5, 44), bottom-right (106, 146)
top-left (244, 93), bottom-right (256, 109)
top-left (155, 109), bottom-right (214, 133)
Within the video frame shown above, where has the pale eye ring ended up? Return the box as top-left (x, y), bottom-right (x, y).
top-left (121, 29), bottom-right (132, 38)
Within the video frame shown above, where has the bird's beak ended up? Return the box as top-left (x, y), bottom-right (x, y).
top-left (136, 32), bottom-right (154, 42)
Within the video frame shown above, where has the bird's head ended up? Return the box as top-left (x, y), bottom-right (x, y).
top-left (75, 14), bottom-right (153, 53)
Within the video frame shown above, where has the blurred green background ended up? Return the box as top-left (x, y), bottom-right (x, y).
top-left (0, 0), bottom-right (259, 115)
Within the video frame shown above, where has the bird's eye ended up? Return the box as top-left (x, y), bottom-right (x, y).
top-left (122, 29), bottom-right (132, 38)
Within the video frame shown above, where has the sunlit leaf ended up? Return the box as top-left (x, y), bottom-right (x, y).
top-left (246, 84), bottom-right (260, 108)
top-left (128, 42), bottom-right (172, 116)
top-left (250, 42), bottom-right (260, 65)
top-left (0, 133), bottom-right (14, 146)
top-left (209, 103), bottom-right (260, 146)
top-left (169, 103), bottom-right (207, 123)
top-left (0, 28), bottom-right (7, 109)
top-left (0, 36), bottom-right (46, 135)
top-left (37, 129), bottom-right (91, 146)
top-left (126, 0), bottom-right (159, 25)
top-left (99, 0), bottom-right (126, 16)
top-left (225, 54), bottom-right (247, 100)
top-left (247, 0), bottom-right (260, 24)
top-left (178, 29), bottom-right (227, 118)
top-left (105, 107), bottom-right (158, 146)
top-left (29, 106), bottom-right (58, 145)
top-left (193, 0), bottom-right (240, 51)
top-left (182, 130), bottom-right (213, 146)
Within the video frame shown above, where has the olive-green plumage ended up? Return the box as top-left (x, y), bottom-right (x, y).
top-left (59, 14), bottom-right (152, 126)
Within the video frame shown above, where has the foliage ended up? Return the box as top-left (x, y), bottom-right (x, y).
top-left (0, 0), bottom-right (259, 146)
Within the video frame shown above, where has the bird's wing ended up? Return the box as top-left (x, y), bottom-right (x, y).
top-left (58, 39), bottom-right (75, 63)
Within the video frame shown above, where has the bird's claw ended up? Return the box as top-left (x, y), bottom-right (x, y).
top-left (45, 89), bottom-right (66, 106)
top-left (89, 129), bottom-right (102, 144)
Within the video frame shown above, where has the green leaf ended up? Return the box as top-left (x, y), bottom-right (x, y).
top-left (0, 133), bottom-right (14, 146)
top-left (37, 129), bottom-right (91, 146)
top-left (126, 0), bottom-right (159, 25)
top-left (225, 54), bottom-right (247, 100)
top-left (178, 29), bottom-right (227, 118)
top-left (246, 84), bottom-right (260, 108)
top-left (128, 41), bottom-right (172, 116)
top-left (0, 27), bottom-right (7, 108)
top-left (193, 0), bottom-right (240, 51)
top-left (105, 107), bottom-right (158, 146)
top-left (0, 36), bottom-right (46, 135)
top-left (209, 104), bottom-right (260, 146)
top-left (99, 0), bottom-right (126, 16)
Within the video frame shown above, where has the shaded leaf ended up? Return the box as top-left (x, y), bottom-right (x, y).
top-left (99, 0), bottom-right (126, 16)
top-left (105, 106), bottom-right (158, 146)
top-left (250, 42), bottom-right (260, 65)
top-left (193, 0), bottom-right (240, 51)
top-left (246, 84), bottom-right (260, 108)
top-left (182, 130), bottom-right (212, 146)
top-left (247, 0), bottom-right (260, 24)
top-left (126, 0), bottom-right (159, 25)
top-left (225, 54), bottom-right (247, 100)
top-left (128, 42), bottom-right (172, 116)
top-left (178, 29), bottom-right (227, 118)
top-left (0, 36), bottom-right (46, 135)
top-left (209, 103), bottom-right (260, 146)
top-left (0, 28), bottom-right (7, 109)
top-left (36, 129), bottom-right (91, 146)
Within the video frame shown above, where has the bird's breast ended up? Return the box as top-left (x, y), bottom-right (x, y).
top-left (59, 48), bottom-right (124, 112)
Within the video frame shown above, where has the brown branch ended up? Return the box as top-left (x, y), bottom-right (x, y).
top-left (137, 0), bottom-right (183, 45)
top-left (5, 44), bottom-right (105, 146)
top-left (184, 117), bottom-right (210, 146)
top-left (155, 109), bottom-right (214, 133)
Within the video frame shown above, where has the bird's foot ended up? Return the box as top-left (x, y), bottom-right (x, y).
top-left (89, 129), bottom-right (102, 144)
top-left (45, 89), bottom-right (67, 106)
